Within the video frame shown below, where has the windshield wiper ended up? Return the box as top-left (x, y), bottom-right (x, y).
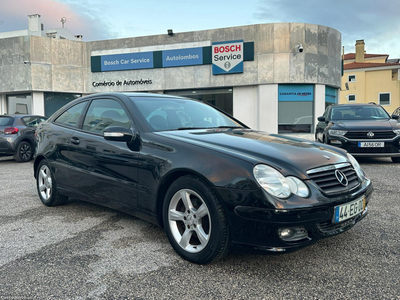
top-left (177, 127), bottom-right (210, 130)
top-left (177, 125), bottom-right (244, 130)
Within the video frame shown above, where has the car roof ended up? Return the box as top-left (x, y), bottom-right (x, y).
top-left (1, 114), bottom-right (47, 118)
top-left (85, 92), bottom-right (190, 100)
top-left (330, 103), bottom-right (380, 108)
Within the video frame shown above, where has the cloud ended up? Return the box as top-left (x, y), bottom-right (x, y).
top-left (0, 0), bottom-right (116, 41)
top-left (254, 0), bottom-right (400, 57)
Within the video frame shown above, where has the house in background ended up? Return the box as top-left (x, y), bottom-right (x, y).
top-left (340, 39), bottom-right (400, 113)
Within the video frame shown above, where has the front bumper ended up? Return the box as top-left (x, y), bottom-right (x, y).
top-left (327, 134), bottom-right (400, 157)
top-left (216, 178), bottom-right (373, 252)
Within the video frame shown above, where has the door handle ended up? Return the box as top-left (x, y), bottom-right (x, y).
top-left (70, 137), bottom-right (80, 145)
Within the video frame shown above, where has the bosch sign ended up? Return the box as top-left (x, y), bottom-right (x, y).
top-left (212, 40), bottom-right (244, 75)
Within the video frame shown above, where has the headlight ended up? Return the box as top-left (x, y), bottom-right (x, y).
top-left (329, 129), bottom-right (347, 136)
top-left (286, 176), bottom-right (310, 198)
top-left (393, 129), bottom-right (400, 136)
top-left (253, 165), bottom-right (310, 199)
top-left (347, 153), bottom-right (365, 179)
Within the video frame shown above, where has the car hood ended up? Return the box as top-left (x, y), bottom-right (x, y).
top-left (157, 129), bottom-right (348, 175)
top-left (331, 119), bottom-right (400, 131)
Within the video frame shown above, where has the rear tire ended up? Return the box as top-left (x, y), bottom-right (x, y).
top-left (36, 160), bottom-right (68, 206)
top-left (14, 141), bottom-right (33, 162)
top-left (391, 157), bottom-right (400, 163)
top-left (163, 175), bottom-right (230, 264)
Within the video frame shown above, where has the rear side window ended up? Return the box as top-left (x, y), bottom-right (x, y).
top-left (22, 116), bottom-right (39, 127)
top-left (54, 101), bottom-right (87, 128)
top-left (0, 117), bottom-right (14, 126)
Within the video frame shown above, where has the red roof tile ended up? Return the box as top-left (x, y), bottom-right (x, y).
top-left (343, 53), bottom-right (388, 60)
top-left (344, 62), bottom-right (400, 70)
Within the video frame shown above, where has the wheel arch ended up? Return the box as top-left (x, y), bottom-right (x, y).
top-left (33, 155), bottom-right (46, 179)
top-left (155, 169), bottom-right (222, 228)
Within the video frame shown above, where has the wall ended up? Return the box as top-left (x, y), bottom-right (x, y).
top-left (85, 23), bottom-right (341, 94)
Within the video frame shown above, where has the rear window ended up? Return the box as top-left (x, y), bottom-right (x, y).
top-left (0, 117), bottom-right (14, 126)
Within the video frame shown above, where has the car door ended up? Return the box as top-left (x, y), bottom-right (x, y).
top-left (68, 96), bottom-right (139, 210)
top-left (44, 101), bottom-right (89, 187)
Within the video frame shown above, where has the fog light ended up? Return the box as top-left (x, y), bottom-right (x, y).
top-left (279, 228), bottom-right (294, 238)
top-left (278, 227), bottom-right (308, 242)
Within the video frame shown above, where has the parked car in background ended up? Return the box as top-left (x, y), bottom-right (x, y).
top-left (34, 93), bottom-right (372, 264)
top-left (315, 103), bottom-right (400, 163)
top-left (0, 114), bottom-right (48, 162)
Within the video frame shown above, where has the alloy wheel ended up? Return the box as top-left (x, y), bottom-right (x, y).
top-left (38, 165), bottom-right (52, 201)
top-left (168, 189), bottom-right (211, 253)
top-left (20, 143), bottom-right (32, 161)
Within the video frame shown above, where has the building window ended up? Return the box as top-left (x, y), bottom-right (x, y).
top-left (44, 92), bottom-right (82, 117)
top-left (348, 75), bottom-right (356, 82)
top-left (348, 94), bottom-right (356, 102)
top-left (379, 93), bottom-right (391, 106)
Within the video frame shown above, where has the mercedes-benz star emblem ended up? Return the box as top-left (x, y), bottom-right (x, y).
top-left (335, 170), bottom-right (348, 186)
top-left (367, 131), bottom-right (374, 138)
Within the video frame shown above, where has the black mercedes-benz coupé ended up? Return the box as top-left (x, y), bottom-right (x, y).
top-left (34, 93), bottom-right (373, 264)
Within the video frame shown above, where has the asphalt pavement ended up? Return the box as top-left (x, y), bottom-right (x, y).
top-left (0, 151), bottom-right (399, 299)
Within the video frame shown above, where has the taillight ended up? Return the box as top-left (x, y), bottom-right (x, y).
top-left (4, 127), bottom-right (19, 135)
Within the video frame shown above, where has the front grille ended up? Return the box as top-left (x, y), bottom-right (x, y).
top-left (317, 217), bottom-right (356, 234)
top-left (345, 131), bottom-right (396, 139)
top-left (347, 146), bottom-right (398, 154)
top-left (307, 163), bottom-right (359, 195)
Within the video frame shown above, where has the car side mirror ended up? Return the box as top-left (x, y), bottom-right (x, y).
top-left (391, 114), bottom-right (399, 120)
top-left (317, 116), bottom-right (326, 122)
top-left (103, 126), bottom-right (135, 142)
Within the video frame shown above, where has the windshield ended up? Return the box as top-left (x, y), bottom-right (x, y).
top-left (131, 96), bottom-right (244, 131)
top-left (330, 105), bottom-right (390, 120)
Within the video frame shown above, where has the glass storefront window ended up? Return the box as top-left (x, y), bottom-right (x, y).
top-left (165, 88), bottom-right (233, 116)
top-left (278, 85), bottom-right (313, 134)
top-left (7, 94), bottom-right (32, 114)
top-left (325, 86), bottom-right (338, 109)
top-left (44, 92), bottom-right (82, 117)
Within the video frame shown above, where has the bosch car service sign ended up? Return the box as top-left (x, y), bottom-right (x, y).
top-left (212, 40), bottom-right (243, 75)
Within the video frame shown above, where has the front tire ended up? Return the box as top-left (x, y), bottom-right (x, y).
top-left (163, 175), bottom-right (230, 264)
top-left (36, 160), bottom-right (68, 206)
top-left (14, 141), bottom-right (33, 162)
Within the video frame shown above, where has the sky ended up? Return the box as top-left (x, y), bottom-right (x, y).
top-left (1, 0), bottom-right (399, 58)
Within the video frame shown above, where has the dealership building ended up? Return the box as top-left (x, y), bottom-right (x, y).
top-left (0, 14), bottom-right (342, 134)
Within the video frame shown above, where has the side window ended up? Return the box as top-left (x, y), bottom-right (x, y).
top-left (54, 101), bottom-right (87, 128)
top-left (82, 99), bottom-right (130, 134)
top-left (22, 116), bottom-right (39, 127)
